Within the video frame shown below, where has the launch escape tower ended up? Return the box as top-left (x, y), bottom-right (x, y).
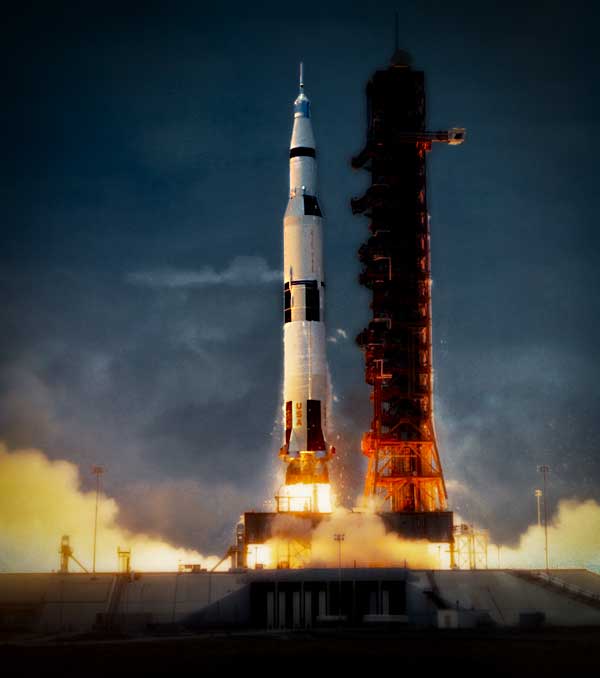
top-left (352, 49), bottom-right (464, 513)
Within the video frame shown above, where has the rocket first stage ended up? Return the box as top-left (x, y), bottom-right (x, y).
top-left (278, 64), bottom-right (334, 511)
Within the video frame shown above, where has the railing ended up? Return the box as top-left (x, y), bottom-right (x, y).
top-left (534, 571), bottom-right (600, 604)
top-left (512, 570), bottom-right (600, 609)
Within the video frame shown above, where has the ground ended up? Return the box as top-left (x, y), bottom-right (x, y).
top-left (2, 628), bottom-right (600, 676)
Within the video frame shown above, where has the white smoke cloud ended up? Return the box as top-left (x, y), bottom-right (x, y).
top-left (262, 507), bottom-right (438, 569)
top-left (128, 256), bottom-right (281, 289)
top-left (328, 328), bottom-right (349, 344)
top-left (0, 443), bottom-right (221, 572)
top-left (309, 508), bottom-right (437, 568)
top-left (492, 498), bottom-right (600, 572)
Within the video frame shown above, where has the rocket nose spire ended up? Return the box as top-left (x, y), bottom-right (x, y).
top-left (294, 61), bottom-right (310, 119)
top-left (290, 62), bottom-right (315, 151)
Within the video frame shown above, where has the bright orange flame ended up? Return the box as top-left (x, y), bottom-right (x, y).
top-left (246, 543), bottom-right (273, 569)
top-left (277, 483), bottom-right (333, 513)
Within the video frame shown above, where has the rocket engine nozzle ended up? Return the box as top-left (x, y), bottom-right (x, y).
top-left (285, 453), bottom-right (330, 486)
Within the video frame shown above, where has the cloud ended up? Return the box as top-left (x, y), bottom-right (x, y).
top-left (0, 266), bottom-right (281, 550)
top-left (435, 343), bottom-right (600, 542)
top-left (492, 499), bottom-right (600, 572)
top-left (128, 256), bottom-right (281, 289)
top-left (0, 444), bottom-right (222, 572)
top-left (116, 477), bottom-right (257, 554)
top-left (328, 328), bottom-right (349, 344)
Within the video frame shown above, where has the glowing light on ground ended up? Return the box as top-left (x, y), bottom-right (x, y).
top-left (276, 482), bottom-right (333, 513)
top-left (246, 543), bottom-right (273, 569)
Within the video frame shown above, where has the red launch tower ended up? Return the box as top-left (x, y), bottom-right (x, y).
top-left (352, 49), bottom-right (464, 513)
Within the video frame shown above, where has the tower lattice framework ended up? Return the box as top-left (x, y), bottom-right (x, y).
top-left (352, 51), bottom-right (463, 513)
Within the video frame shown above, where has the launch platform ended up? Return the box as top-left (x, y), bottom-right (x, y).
top-left (243, 511), bottom-right (454, 545)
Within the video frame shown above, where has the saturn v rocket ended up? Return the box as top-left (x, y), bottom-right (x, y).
top-left (278, 65), bottom-right (333, 511)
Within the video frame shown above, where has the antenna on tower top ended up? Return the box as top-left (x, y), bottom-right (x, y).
top-left (389, 12), bottom-right (412, 67)
top-left (299, 61), bottom-right (304, 90)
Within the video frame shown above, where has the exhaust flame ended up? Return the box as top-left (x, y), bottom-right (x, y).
top-left (276, 482), bottom-right (333, 513)
top-left (0, 444), bottom-right (221, 572)
top-left (249, 508), bottom-right (439, 569)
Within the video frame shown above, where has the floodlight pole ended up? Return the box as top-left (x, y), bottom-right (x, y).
top-left (535, 489), bottom-right (542, 527)
top-left (92, 465), bottom-right (105, 574)
top-left (334, 533), bottom-right (345, 620)
top-left (537, 466), bottom-right (550, 571)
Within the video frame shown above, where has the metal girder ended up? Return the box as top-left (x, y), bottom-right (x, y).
top-left (353, 60), bottom-right (462, 515)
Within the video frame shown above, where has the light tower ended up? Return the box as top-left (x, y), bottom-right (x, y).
top-left (351, 49), bottom-right (463, 524)
top-left (535, 489), bottom-right (543, 526)
top-left (537, 465), bottom-right (551, 570)
top-left (92, 465), bottom-right (105, 574)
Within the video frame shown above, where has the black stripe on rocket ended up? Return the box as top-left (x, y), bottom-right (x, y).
top-left (289, 146), bottom-right (316, 158)
top-left (307, 400), bottom-right (326, 450)
top-left (284, 282), bottom-right (291, 323)
top-left (285, 401), bottom-right (293, 446)
top-left (285, 399), bottom-right (326, 451)
top-left (303, 195), bottom-right (322, 217)
top-left (284, 281), bottom-right (320, 323)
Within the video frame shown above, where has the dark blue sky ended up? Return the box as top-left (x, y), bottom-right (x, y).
top-left (3, 1), bottom-right (599, 550)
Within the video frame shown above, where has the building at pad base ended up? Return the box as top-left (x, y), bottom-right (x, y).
top-left (351, 48), bottom-right (464, 530)
top-left (3, 569), bottom-right (600, 633)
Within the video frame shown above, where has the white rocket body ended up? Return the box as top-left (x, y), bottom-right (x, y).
top-left (280, 68), bottom-right (331, 485)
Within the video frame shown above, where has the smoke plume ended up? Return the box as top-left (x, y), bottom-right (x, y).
top-left (265, 500), bottom-right (600, 572)
top-left (2, 443), bottom-right (598, 574)
top-left (489, 498), bottom-right (600, 572)
top-left (266, 508), bottom-right (438, 569)
top-left (310, 509), bottom-right (438, 568)
top-left (127, 256), bottom-right (281, 289)
top-left (0, 444), bottom-right (220, 572)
